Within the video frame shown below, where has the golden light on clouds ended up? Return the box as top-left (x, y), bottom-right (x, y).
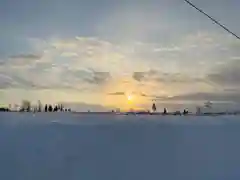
top-left (1, 32), bottom-right (238, 111)
top-left (101, 76), bottom-right (149, 109)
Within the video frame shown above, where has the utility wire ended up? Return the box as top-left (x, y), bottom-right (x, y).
top-left (184, 0), bottom-right (240, 40)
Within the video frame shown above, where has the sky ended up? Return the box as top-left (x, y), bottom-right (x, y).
top-left (0, 0), bottom-right (240, 111)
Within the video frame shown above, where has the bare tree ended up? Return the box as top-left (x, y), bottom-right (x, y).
top-left (38, 100), bottom-right (42, 112)
top-left (21, 100), bottom-right (31, 112)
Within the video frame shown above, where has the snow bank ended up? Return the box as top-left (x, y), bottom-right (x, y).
top-left (0, 113), bottom-right (240, 180)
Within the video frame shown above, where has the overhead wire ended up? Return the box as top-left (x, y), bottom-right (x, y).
top-left (184, 0), bottom-right (240, 40)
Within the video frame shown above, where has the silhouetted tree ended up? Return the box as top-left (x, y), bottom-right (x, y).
top-left (26, 104), bottom-right (31, 112)
top-left (196, 107), bottom-right (201, 115)
top-left (48, 105), bottom-right (53, 112)
top-left (38, 100), bottom-right (42, 112)
top-left (0, 107), bottom-right (9, 112)
top-left (57, 104), bottom-right (60, 111)
top-left (53, 105), bottom-right (58, 112)
top-left (45, 104), bottom-right (48, 112)
top-left (183, 109), bottom-right (189, 115)
top-left (163, 108), bottom-right (167, 115)
top-left (152, 103), bottom-right (157, 112)
top-left (21, 100), bottom-right (31, 112)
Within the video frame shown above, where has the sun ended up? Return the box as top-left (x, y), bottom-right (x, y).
top-left (127, 95), bottom-right (132, 101)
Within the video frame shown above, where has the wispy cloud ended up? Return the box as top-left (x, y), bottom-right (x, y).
top-left (108, 92), bottom-right (125, 96)
top-left (1, 32), bottom-right (240, 106)
top-left (153, 46), bottom-right (181, 52)
top-left (10, 54), bottom-right (42, 60)
top-left (155, 91), bottom-right (240, 104)
top-left (207, 59), bottom-right (240, 89)
top-left (132, 70), bottom-right (205, 84)
top-left (84, 71), bottom-right (111, 85)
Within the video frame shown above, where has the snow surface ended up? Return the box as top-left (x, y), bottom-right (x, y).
top-left (0, 112), bottom-right (240, 180)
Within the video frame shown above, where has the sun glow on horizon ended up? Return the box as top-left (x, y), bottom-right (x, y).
top-left (127, 95), bottom-right (133, 101)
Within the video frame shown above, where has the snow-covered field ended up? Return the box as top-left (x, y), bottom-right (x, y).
top-left (0, 113), bottom-right (240, 180)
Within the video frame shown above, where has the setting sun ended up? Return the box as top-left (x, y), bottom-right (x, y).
top-left (127, 95), bottom-right (133, 101)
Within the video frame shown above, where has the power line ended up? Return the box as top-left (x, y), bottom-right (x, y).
top-left (184, 0), bottom-right (240, 40)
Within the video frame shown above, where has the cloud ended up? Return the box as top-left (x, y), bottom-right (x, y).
top-left (132, 70), bottom-right (205, 84)
top-left (0, 73), bottom-right (40, 89)
top-left (108, 92), bottom-right (125, 96)
top-left (140, 92), bottom-right (148, 97)
top-left (0, 37), bottom-right (119, 90)
top-left (206, 59), bottom-right (240, 88)
top-left (157, 91), bottom-right (240, 104)
top-left (230, 57), bottom-right (240, 60)
top-left (107, 91), bottom-right (150, 98)
top-left (1, 32), bottom-right (240, 107)
top-left (153, 46), bottom-right (181, 52)
top-left (132, 72), bottom-right (145, 82)
top-left (0, 74), bottom-right (15, 89)
top-left (0, 62), bottom-right (111, 90)
top-left (84, 71), bottom-right (111, 84)
top-left (10, 54), bottom-right (42, 60)
top-left (60, 52), bottom-right (79, 57)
